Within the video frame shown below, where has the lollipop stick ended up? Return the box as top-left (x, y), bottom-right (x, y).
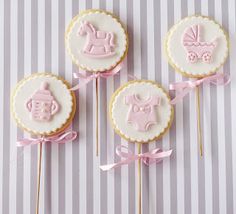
top-left (196, 86), bottom-right (203, 157)
top-left (36, 142), bottom-right (43, 214)
top-left (96, 78), bottom-right (99, 156)
top-left (138, 143), bottom-right (142, 214)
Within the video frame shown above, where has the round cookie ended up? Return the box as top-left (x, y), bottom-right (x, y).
top-left (165, 15), bottom-right (229, 78)
top-left (65, 9), bottom-right (128, 73)
top-left (109, 80), bottom-right (173, 143)
top-left (11, 73), bottom-right (76, 136)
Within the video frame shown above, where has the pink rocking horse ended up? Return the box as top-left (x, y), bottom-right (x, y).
top-left (78, 21), bottom-right (116, 58)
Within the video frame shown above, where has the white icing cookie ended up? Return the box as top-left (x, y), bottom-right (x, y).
top-left (11, 73), bottom-right (76, 135)
top-left (109, 80), bottom-right (173, 143)
top-left (65, 9), bottom-right (128, 73)
top-left (165, 15), bottom-right (229, 77)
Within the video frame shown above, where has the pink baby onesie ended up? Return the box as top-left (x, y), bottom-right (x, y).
top-left (125, 94), bottom-right (161, 132)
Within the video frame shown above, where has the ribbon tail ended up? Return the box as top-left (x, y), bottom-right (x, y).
top-left (170, 87), bottom-right (193, 105)
top-left (109, 62), bottom-right (123, 75)
top-left (56, 131), bottom-right (77, 144)
top-left (70, 78), bottom-right (93, 91)
top-left (100, 163), bottom-right (119, 171)
top-left (100, 158), bottom-right (135, 171)
top-left (16, 139), bottom-right (40, 147)
top-left (143, 149), bottom-right (173, 165)
top-left (47, 130), bottom-right (78, 144)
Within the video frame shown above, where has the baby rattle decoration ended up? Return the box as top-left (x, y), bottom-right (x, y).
top-left (165, 15), bottom-right (230, 156)
top-left (66, 9), bottom-right (128, 156)
top-left (78, 21), bottom-right (116, 58)
top-left (182, 24), bottom-right (217, 63)
top-left (11, 73), bottom-right (77, 214)
top-left (100, 80), bottom-right (173, 214)
top-left (26, 82), bottom-right (60, 122)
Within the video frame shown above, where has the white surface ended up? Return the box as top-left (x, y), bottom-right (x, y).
top-left (66, 11), bottom-right (127, 72)
top-left (111, 81), bottom-right (172, 142)
top-left (166, 16), bottom-right (228, 76)
top-left (12, 75), bottom-right (73, 134)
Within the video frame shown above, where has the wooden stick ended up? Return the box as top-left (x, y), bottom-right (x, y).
top-left (36, 142), bottom-right (43, 214)
top-left (138, 143), bottom-right (142, 214)
top-left (196, 86), bottom-right (203, 157)
top-left (96, 78), bottom-right (99, 156)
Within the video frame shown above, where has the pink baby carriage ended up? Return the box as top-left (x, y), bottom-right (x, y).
top-left (182, 25), bottom-right (217, 63)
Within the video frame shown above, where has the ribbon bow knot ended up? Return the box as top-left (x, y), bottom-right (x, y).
top-left (169, 72), bottom-right (230, 104)
top-left (16, 130), bottom-right (77, 147)
top-left (100, 145), bottom-right (172, 171)
top-left (70, 63), bottom-right (123, 91)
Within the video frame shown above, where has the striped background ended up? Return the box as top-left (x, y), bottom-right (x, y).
top-left (1, 0), bottom-right (236, 213)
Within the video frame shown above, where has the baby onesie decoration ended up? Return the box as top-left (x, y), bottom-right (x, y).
top-left (125, 94), bottom-right (161, 132)
top-left (165, 15), bottom-right (230, 156)
top-left (100, 80), bottom-right (173, 214)
top-left (65, 9), bottom-right (128, 156)
top-left (11, 73), bottom-right (77, 214)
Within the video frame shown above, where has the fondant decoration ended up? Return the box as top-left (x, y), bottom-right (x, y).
top-left (125, 94), bottom-right (161, 132)
top-left (165, 15), bottom-right (229, 77)
top-left (65, 9), bottom-right (128, 72)
top-left (12, 73), bottom-right (75, 135)
top-left (26, 82), bottom-right (59, 122)
top-left (78, 21), bottom-right (116, 58)
top-left (182, 24), bottom-right (217, 63)
top-left (110, 80), bottom-right (173, 143)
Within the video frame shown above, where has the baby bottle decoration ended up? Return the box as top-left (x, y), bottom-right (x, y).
top-left (26, 82), bottom-right (59, 121)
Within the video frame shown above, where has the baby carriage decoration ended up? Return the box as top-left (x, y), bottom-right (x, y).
top-left (182, 24), bottom-right (217, 63)
top-left (78, 21), bottom-right (116, 58)
top-left (26, 81), bottom-right (60, 122)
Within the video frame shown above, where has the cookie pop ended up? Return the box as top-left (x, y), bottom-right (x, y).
top-left (11, 73), bottom-right (77, 214)
top-left (165, 15), bottom-right (230, 156)
top-left (65, 9), bottom-right (128, 156)
top-left (101, 80), bottom-right (173, 214)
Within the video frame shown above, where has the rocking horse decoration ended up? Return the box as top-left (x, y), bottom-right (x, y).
top-left (182, 24), bottom-right (217, 63)
top-left (78, 21), bottom-right (116, 58)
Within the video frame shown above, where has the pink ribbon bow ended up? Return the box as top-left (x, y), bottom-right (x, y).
top-left (100, 145), bottom-right (172, 171)
top-left (70, 63), bottom-right (123, 91)
top-left (133, 104), bottom-right (151, 113)
top-left (169, 72), bottom-right (230, 104)
top-left (16, 130), bottom-right (77, 147)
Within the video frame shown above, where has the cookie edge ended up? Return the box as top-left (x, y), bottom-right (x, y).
top-left (109, 80), bottom-right (174, 144)
top-left (164, 14), bottom-right (230, 78)
top-left (65, 9), bottom-right (129, 73)
top-left (11, 72), bottom-right (76, 136)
